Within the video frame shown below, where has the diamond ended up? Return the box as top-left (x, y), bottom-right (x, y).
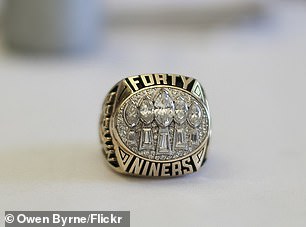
top-left (174, 96), bottom-right (188, 124)
top-left (190, 128), bottom-right (199, 146)
top-left (154, 89), bottom-right (174, 127)
top-left (139, 98), bottom-right (154, 124)
top-left (173, 126), bottom-right (187, 150)
top-left (187, 102), bottom-right (202, 127)
top-left (139, 127), bottom-right (154, 151)
top-left (124, 102), bottom-right (139, 127)
top-left (157, 127), bottom-right (171, 154)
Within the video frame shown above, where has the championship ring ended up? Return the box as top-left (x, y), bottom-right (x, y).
top-left (99, 74), bottom-right (211, 177)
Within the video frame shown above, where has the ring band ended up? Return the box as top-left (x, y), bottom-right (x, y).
top-left (99, 74), bottom-right (211, 177)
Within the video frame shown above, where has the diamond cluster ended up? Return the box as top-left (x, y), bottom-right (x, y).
top-left (116, 87), bottom-right (209, 161)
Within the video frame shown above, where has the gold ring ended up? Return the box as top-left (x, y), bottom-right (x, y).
top-left (99, 74), bottom-right (211, 177)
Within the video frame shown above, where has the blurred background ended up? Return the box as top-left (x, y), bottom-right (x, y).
top-left (0, 0), bottom-right (306, 226)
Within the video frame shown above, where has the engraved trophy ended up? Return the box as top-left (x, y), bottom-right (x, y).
top-left (139, 98), bottom-right (155, 153)
top-left (173, 96), bottom-right (188, 151)
top-left (154, 89), bottom-right (175, 155)
top-left (187, 101), bottom-right (202, 147)
top-left (123, 102), bottom-right (139, 147)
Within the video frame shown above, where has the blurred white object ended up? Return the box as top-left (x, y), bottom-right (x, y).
top-left (3, 0), bottom-right (99, 52)
top-left (106, 0), bottom-right (263, 27)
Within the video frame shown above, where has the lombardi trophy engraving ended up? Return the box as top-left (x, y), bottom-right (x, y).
top-left (154, 89), bottom-right (175, 154)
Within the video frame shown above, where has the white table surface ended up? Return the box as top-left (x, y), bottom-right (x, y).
top-left (0, 2), bottom-right (305, 227)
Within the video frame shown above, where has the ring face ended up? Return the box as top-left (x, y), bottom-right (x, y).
top-left (100, 74), bottom-right (211, 177)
